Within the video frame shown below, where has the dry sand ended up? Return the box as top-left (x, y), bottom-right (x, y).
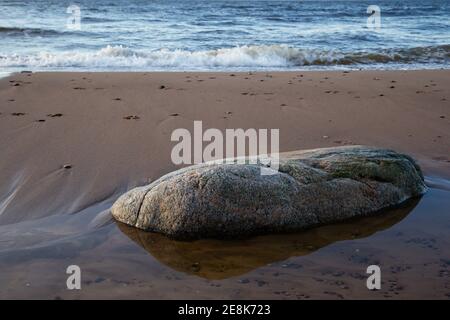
top-left (0, 70), bottom-right (449, 299)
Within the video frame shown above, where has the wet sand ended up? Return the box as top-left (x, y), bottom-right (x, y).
top-left (0, 70), bottom-right (449, 299)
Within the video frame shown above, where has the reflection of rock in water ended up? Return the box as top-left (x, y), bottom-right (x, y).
top-left (116, 198), bottom-right (419, 280)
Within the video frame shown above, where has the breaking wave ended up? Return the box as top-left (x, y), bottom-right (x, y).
top-left (0, 44), bottom-right (448, 70)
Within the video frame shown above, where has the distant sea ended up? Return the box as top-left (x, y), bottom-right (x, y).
top-left (0, 0), bottom-right (449, 73)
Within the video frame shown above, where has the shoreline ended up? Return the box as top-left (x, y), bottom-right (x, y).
top-left (2, 67), bottom-right (450, 77)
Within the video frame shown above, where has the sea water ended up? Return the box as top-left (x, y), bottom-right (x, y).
top-left (0, 0), bottom-right (449, 73)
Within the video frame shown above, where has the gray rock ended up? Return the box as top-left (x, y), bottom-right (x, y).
top-left (111, 146), bottom-right (426, 239)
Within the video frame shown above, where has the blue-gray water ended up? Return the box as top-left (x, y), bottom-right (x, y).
top-left (0, 0), bottom-right (449, 72)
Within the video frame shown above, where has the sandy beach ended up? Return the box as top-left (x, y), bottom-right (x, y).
top-left (0, 70), bottom-right (449, 299)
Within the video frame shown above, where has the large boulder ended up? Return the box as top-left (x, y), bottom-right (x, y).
top-left (111, 146), bottom-right (426, 239)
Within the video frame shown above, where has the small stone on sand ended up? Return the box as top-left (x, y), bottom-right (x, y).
top-left (123, 115), bottom-right (140, 120)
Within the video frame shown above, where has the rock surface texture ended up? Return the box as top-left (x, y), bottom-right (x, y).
top-left (111, 146), bottom-right (426, 239)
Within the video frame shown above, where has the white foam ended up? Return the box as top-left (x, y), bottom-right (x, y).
top-left (0, 45), bottom-right (309, 69)
top-left (0, 45), bottom-right (356, 70)
top-left (0, 71), bottom-right (11, 78)
top-left (0, 44), bottom-right (448, 71)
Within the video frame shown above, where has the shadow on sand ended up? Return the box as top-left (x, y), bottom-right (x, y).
top-left (116, 198), bottom-right (420, 280)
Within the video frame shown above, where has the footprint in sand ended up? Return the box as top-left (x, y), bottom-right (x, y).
top-left (123, 115), bottom-right (140, 120)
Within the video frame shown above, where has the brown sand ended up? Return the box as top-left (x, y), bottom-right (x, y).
top-left (0, 70), bottom-right (449, 299)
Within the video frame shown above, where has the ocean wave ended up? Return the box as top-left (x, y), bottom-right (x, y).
top-left (0, 44), bottom-right (448, 70)
top-left (0, 26), bottom-right (68, 37)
